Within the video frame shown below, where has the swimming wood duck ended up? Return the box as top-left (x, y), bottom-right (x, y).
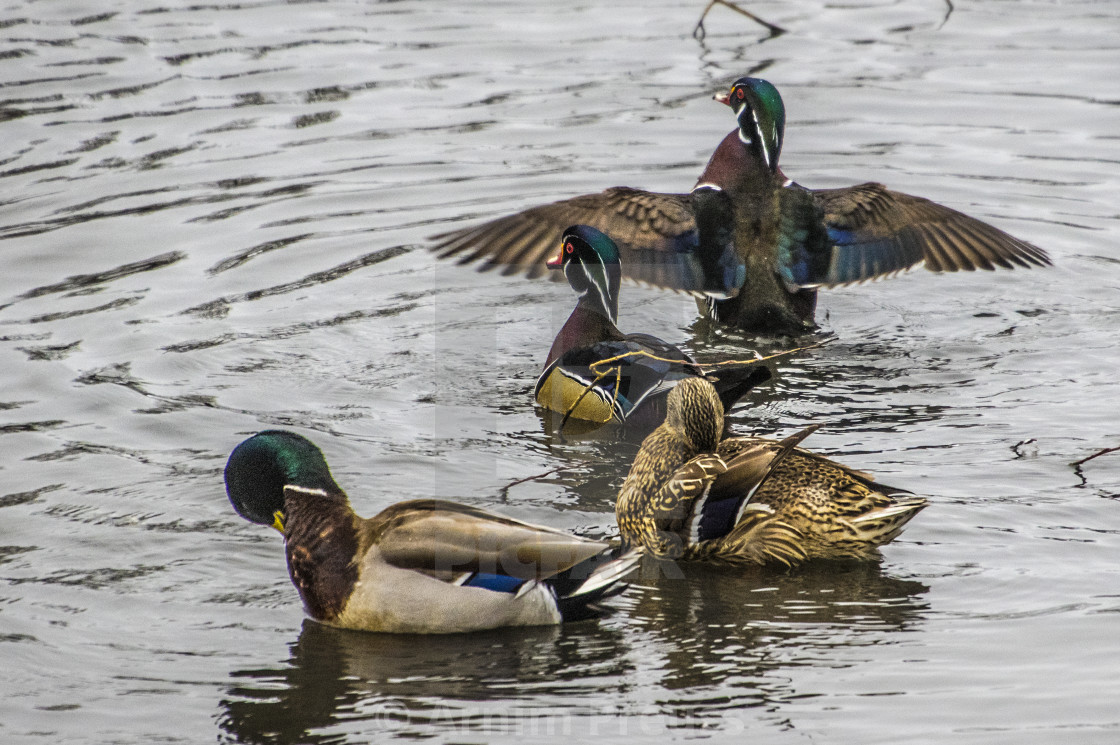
top-left (536, 225), bottom-right (772, 430)
top-left (615, 378), bottom-right (927, 565)
top-left (432, 77), bottom-right (1049, 333)
top-left (225, 430), bottom-right (642, 633)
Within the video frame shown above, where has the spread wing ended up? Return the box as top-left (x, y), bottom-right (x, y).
top-left (795, 181), bottom-right (1050, 287)
top-left (431, 187), bottom-right (741, 296)
top-left (372, 499), bottom-right (607, 581)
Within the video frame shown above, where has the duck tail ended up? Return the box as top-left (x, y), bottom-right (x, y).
top-left (707, 364), bottom-right (773, 414)
top-left (550, 547), bottom-right (643, 621)
top-left (851, 495), bottom-right (928, 546)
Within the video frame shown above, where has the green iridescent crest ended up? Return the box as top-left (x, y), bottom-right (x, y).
top-left (225, 430), bottom-right (339, 526)
top-left (729, 77), bottom-right (786, 172)
top-left (560, 225), bottom-right (621, 323)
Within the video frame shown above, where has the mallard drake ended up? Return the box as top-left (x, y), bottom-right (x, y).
top-left (615, 378), bottom-right (927, 565)
top-left (431, 77), bottom-right (1048, 333)
top-left (225, 430), bottom-right (641, 633)
top-left (535, 224), bottom-right (772, 430)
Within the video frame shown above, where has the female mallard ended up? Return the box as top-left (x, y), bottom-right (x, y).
top-left (615, 378), bottom-right (926, 565)
top-left (225, 430), bottom-right (641, 633)
top-left (535, 225), bottom-right (771, 429)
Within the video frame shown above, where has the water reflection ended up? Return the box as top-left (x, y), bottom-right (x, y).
top-left (219, 619), bottom-right (633, 744)
top-left (630, 559), bottom-right (929, 694)
top-left (0, 251), bottom-right (184, 310)
top-left (219, 562), bottom-right (927, 743)
top-left (683, 321), bottom-right (963, 437)
top-left (1, 0), bottom-right (1115, 741)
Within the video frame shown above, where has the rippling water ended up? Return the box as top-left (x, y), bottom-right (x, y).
top-left (2, 1), bottom-right (1118, 743)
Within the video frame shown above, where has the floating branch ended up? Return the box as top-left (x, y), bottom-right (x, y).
top-left (694, 0), bottom-right (787, 41)
top-left (554, 338), bottom-right (832, 433)
top-left (498, 467), bottom-right (570, 500)
top-left (700, 338), bottom-right (833, 370)
top-left (1071, 445), bottom-right (1120, 468)
top-left (587, 337), bottom-right (833, 377)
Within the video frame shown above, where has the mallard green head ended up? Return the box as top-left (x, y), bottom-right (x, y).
top-left (225, 430), bottom-right (341, 533)
top-left (716, 77), bottom-right (785, 173)
top-left (664, 378), bottom-right (724, 453)
top-left (547, 225), bottom-right (622, 323)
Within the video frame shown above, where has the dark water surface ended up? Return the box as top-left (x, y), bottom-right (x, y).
top-left (2, 1), bottom-right (1118, 742)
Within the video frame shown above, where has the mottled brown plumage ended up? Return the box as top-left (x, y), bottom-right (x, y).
top-left (616, 378), bottom-right (927, 566)
top-left (282, 486), bottom-right (361, 622)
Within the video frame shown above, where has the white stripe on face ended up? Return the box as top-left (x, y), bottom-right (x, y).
top-left (568, 241), bottom-right (615, 324)
top-left (284, 485), bottom-right (329, 497)
top-left (750, 108), bottom-right (769, 169)
top-left (587, 252), bottom-right (615, 324)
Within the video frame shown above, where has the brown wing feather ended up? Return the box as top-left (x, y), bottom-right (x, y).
top-left (811, 182), bottom-right (1049, 283)
top-left (430, 187), bottom-right (700, 289)
top-left (708, 425), bottom-right (819, 505)
top-left (370, 499), bottom-right (607, 581)
top-left (652, 454), bottom-right (728, 536)
top-left (718, 512), bottom-right (808, 567)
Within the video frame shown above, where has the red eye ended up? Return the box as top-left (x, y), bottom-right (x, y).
top-left (565, 242), bottom-right (574, 253)
top-left (736, 88), bottom-right (745, 100)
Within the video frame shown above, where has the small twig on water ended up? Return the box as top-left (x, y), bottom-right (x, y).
top-left (938, 0), bottom-right (955, 30)
top-left (1071, 445), bottom-right (1120, 467)
top-left (700, 337), bottom-right (834, 370)
top-left (585, 338), bottom-right (832, 379)
top-left (694, 0), bottom-right (787, 41)
top-left (498, 467), bottom-right (569, 500)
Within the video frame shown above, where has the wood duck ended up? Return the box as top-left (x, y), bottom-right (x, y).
top-left (225, 430), bottom-right (642, 633)
top-left (432, 77), bottom-right (1049, 334)
top-left (535, 225), bottom-right (772, 430)
top-left (615, 378), bottom-right (927, 565)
